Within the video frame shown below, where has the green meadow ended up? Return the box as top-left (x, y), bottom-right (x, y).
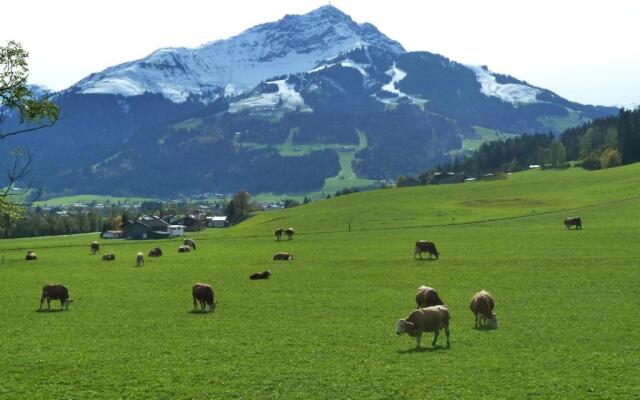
top-left (1, 164), bottom-right (639, 399)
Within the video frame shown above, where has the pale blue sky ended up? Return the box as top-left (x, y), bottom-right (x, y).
top-left (2, 0), bottom-right (638, 107)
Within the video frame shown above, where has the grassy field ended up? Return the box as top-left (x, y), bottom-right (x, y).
top-left (449, 126), bottom-right (518, 156)
top-left (1, 164), bottom-right (639, 399)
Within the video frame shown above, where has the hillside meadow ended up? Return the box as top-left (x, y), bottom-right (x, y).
top-left (1, 165), bottom-right (639, 399)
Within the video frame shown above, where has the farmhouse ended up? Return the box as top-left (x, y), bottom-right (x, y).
top-left (207, 216), bottom-right (229, 228)
top-left (123, 216), bottom-right (171, 240)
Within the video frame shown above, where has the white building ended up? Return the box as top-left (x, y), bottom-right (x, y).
top-left (167, 225), bottom-right (186, 237)
top-left (207, 216), bottom-right (229, 228)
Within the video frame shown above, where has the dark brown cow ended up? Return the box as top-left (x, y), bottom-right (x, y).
top-left (564, 217), bottom-right (582, 230)
top-left (178, 245), bottom-right (191, 253)
top-left (184, 238), bottom-right (196, 250)
top-left (285, 227), bottom-right (295, 240)
top-left (250, 270), bottom-right (272, 280)
top-left (272, 252), bottom-right (294, 261)
top-left (192, 283), bottom-right (216, 312)
top-left (274, 228), bottom-right (284, 241)
top-left (148, 247), bottom-right (163, 257)
top-left (25, 250), bottom-right (38, 261)
top-left (414, 240), bottom-right (439, 259)
top-left (415, 285), bottom-right (444, 308)
top-left (102, 253), bottom-right (116, 261)
top-left (40, 284), bottom-right (72, 311)
top-left (90, 241), bottom-right (100, 255)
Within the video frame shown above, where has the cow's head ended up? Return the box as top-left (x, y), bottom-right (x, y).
top-left (65, 299), bottom-right (74, 308)
top-left (487, 314), bottom-right (498, 329)
top-left (396, 319), bottom-right (413, 335)
top-left (209, 301), bottom-right (217, 312)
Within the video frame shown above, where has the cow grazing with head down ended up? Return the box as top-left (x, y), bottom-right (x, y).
top-left (25, 250), bottom-right (38, 261)
top-left (102, 253), bottom-right (115, 261)
top-left (285, 227), bottom-right (295, 240)
top-left (274, 228), bottom-right (284, 241)
top-left (178, 245), bottom-right (191, 253)
top-left (148, 247), bottom-right (163, 257)
top-left (192, 283), bottom-right (216, 312)
top-left (396, 305), bottom-right (451, 349)
top-left (90, 241), bottom-right (100, 255)
top-left (470, 290), bottom-right (497, 328)
top-left (184, 238), bottom-right (196, 250)
top-left (415, 285), bottom-right (444, 308)
top-left (40, 284), bottom-right (72, 311)
top-left (136, 252), bottom-right (144, 267)
top-left (250, 270), bottom-right (272, 280)
top-left (564, 217), bottom-right (582, 230)
top-left (272, 252), bottom-right (294, 261)
top-left (414, 240), bottom-right (439, 259)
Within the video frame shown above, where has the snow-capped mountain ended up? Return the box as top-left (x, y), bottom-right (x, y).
top-left (74, 5), bottom-right (404, 103)
top-left (3, 5), bottom-right (620, 197)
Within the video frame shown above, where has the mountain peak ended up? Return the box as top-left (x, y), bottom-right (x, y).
top-left (74, 5), bottom-right (404, 102)
top-left (306, 4), bottom-right (351, 20)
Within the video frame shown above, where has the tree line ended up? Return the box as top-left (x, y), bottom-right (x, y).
top-left (416, 107), bottom-right (640, 181)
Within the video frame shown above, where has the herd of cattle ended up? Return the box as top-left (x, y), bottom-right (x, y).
top-left (30, 217), bottom-right (581, 349)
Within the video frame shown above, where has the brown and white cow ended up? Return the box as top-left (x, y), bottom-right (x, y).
top-left (148, 247), bottom-right (163, 257)
top-left (184, 238), bottom-right (196, 250)
top-left (192, 283), bottom-right (216, 312)
top-left (250, 270), bottom-right (272, 280)
top-left (564, 217), bottom-right (582, 230)
top-left (285, 227), bottom-right (295, 240)
top-left (414, 240), bottom-right (439, 259)
top-left (40, 284), bottom-right (72, 311)
top-left (136, 252), bottom-right (144, 267)
top-left (25, 250), bottom-right (38, 261)
top-left (102, 253), bottom-right (116, 261)
top-left (272, 252), bottom-right (294, 261)
top-left (274, 228), bottom-right (284, 241)
top-left (178, 245), bottom-right (191, 253)
top-left (90, 241), bottom-right (100, 255)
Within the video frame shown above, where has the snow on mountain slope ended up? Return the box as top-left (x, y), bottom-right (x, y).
top-left (467, 65), bottom-right (540, 105)
top-left (229, 79), bottom-right (310, 113)
top-left (74, 5), bottom-right (404, 103)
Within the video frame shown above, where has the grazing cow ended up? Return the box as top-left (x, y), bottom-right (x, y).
top-left (470, 290), bottom-right (497, 328)
top-left (414, 240), bottom-right (439, 260)
top-left (184, 238), bottom-right (196, 250)
top-left (415, 285), bottom-right (444, 308)
top-left (40, 284), bottom-right (72, 311)
top-left (136, 252), bottom-right (144, 267)
top-left (564, 217), bottom-right (582, 230)
top-left (250, 270), bottom-right (272, 280)
top-left (25, 250), bottom-right (38, 261)
top-left (396, 305), bottom-right (451, 348)
top-left (178, 245), bottom-right (191, 253)
top-left (272, 252), bottom-right (294, 261)
top-left (90, 241), bottom-right (100, 255)
top-left (148, 247), bottom-right (163, 257)
top-left (274, 228), bottom-right (284, 241)
top-left (285, 227), bottom-right (295, 240)
top-left (102, 253), bottom-right (115, 261)
top-left (192, 283), bottom-right (216, 312)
